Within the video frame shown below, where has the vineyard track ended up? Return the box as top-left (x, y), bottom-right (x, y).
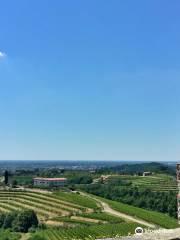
top-left (79, 192), bottom-right (156, 228)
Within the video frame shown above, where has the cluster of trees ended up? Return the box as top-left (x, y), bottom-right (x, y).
top-left (4, 170), bottom-right (9, 185)
top-left (0, 210), bottom-right (38, 233)
top-left (69, 175), bottom-right (93, 184)
top-left (82, 183), bottom-right (177, 218)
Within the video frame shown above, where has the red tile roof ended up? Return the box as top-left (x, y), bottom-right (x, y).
top-left (34, 177), bottom-right (67, 181)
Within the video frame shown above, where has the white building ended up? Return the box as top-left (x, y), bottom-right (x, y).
top-left (33, 177), bottom-right (67, 187)
top-left (143, 172), bottom-right (151, 177)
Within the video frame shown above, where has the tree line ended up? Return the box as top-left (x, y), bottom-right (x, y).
top-left (81, 181), bottom-right (177, 218)
top-left (0, 209), bottom-right (38, 233)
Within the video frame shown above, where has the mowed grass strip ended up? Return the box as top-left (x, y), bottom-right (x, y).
top-left (98, 197), bottom-right (179, 229)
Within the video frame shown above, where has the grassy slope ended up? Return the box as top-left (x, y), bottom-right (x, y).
top-left (79, 212), bottom-right (124, 223)
top-left (99, 196), bottom-right (179, 229)
top-left (54, 191), bottom-right (99, 209)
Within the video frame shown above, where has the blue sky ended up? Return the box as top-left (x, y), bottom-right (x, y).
top-left (0, 0), bottom-right (179, 161)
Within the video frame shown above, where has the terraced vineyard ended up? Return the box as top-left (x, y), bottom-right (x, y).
top-left (115, 174), bottom-right (178, 192)
top-left (133, 177), bottom-right (178, 192)
top-left (34, 223), bottom-right (142, 240)
top-left (0, 190), bottom-right (98, 221)
top-left (0, 190), bottom-right (142, 239)
top-left (0, 189), bottom-right (178, 240)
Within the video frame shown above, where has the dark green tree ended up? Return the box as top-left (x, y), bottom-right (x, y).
top-left (12, 179), bottom-right (18, 188)
top-left (3, 211), bottom-right (17, 229)
top-left (0, 213), bottom-right (5, 228)
top-left (4, 170), bottom-right (8, 185)
top-left (12, 210), bottom-right (38, 233)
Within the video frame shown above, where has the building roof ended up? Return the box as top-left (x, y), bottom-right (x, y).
top-left (33, 177), bottom-right (67, 181)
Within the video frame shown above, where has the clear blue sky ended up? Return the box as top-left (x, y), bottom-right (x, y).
top-left (0, 0), bottom-right (179, 161)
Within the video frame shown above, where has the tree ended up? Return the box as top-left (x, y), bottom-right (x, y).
top-left (69, 175), bottom-right (93, 184)
top-left (12, 179), bottom-right (18, 188)
top-left (0, 213), bottom-right (5, 228)
top-left (4, 170), bottom-right (8, 185)
top-left (12, 210), bottom-right (38, 233)
top-left (3, 211), bottom-right (17, 229)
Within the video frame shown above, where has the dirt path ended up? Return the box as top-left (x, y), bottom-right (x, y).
top-left (71, 215), bottom-right (101, 223)
top-left (20, 233), bottom-right (30, 240)
top-left (79, 192), bottom-right (156, 229)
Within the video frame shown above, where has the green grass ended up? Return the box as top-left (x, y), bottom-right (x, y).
top-left (0, 229), bottom-right (21, 240)
top-left (54, 191), bottom-right (99, 209)
top-left (52, 216), bottom-right (97, 225)
top-left (79, 212), bottom-right (124, 223)
top-left (99, 197), bottom-right (179, 229)
top-left (35, 223), bottom-right (144, 240)
top-left (10, 176), bottom-right (33, 185)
